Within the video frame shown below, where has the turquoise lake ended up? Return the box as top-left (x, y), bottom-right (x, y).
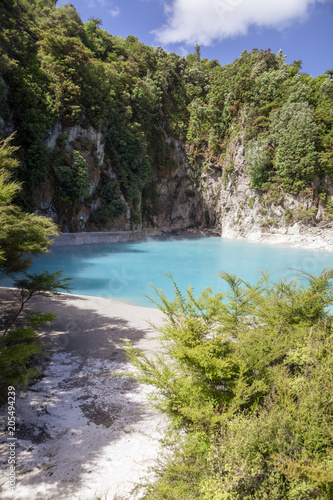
top-left (4, 236), bottom-right (333, 308)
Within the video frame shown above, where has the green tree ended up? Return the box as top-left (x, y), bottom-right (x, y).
top-left (55, 150), bottom-right (90, 202)
top-left (271, 101), bottom-right (319, 191)
top-left (0, 135), bottom-right (58, 278)
top-left (0, 134), bottom-right (71, 401)
top-left (245, 137), bottom-right (273, 189)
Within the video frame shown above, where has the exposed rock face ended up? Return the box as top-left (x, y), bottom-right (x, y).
top-left (220, 133), bottom-right (333, 242)
top-left (155, 139), bottom-right (222, 230)
top-left (33, 180), bottom-right (58, 220)
top-left (5, 113), bottom-right (333, 239)
top-left (155, 139), bottom-right (199, 228)
top-left (36, 123), bottom-right (131, 232)
top-left (46, 122), bottom-right (104, 197)
top-left (154, 131), bottom-right (333, 243)
top-left (46, 123), bottom-right (104, 166)
top-left (34, 127), bottom-right (225, 232)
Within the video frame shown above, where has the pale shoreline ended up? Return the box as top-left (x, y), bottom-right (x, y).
top-left (52, 226), bottom-right (333, 252)
top-left (0, 289), bottom-right (167, 500)
top-left (228, 228), bottom-right (333, 252)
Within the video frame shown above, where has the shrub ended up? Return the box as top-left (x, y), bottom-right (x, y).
top-left (127, 270), bottom-right (333, 499)
top-left (245, 138), bottom-right (273, 189)
top-left (54, 150), bottom-right (90, 202)
top-left (270, 102), bottom-right (319, 192)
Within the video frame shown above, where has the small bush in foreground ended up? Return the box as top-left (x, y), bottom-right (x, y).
top-left (127, 270), bottom-right (333, 499)
top-left (0, 271), bottom-right (71, 404)
top-left (0, 320), bottom-right (48, 404)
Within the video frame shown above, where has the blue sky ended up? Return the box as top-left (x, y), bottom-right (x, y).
top-left (58, 0), bottom-right (332, 77)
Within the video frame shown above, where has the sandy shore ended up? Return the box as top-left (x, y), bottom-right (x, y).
top-left (0, 289), bottom-right (167, 500)
top-left (235, 229), bottom-right (333, 252)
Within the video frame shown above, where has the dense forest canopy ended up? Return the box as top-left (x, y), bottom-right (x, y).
top-left (0, 0), bottom-right (332, 229)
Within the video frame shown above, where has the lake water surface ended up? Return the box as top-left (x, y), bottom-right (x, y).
top-left (5, 236), bottom-right (333, 307)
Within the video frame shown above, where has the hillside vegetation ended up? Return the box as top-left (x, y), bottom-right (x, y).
top-left (0, 0), bottom-right (332, 230)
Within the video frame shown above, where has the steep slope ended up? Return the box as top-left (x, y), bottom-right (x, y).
top-left (0, 1), bottom-right (332, 237)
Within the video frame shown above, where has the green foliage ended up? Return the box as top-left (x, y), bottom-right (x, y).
top-left (142, 180), bottom-right (159, 226)
top-left (0, 133), bottom-right (70, 399)
top-left (0, 326), bottom-right (42, 404)
top-left (128, 270), bottom-right (333, 498)
top-left (0, 268), bottom-right (71, 401)
top-left (13, 269), bottom-right (71, 298)
top-left (245, 138), bottom-right (273, 189)
top-left (2, 270), bottom-right (70, 332)
top-left (55, 150), bottom-right (90, 201)
top-left (105, 110), bottom-right (152, 223)
top-left (271, 102), bottom-right (319, 192)
top-left (0, 270), bottom-right (71, 400)
top-left (248, 196), bottom-right (255, 209)
top-left (89, 174), bottom-right (126, 228)
top-left (0, 307), bottom-right (59, 404)
top-left (0, 3), bottom-right (332, 223)
top-left (0, 135), bottom-right (58, 278)
top-left (317, 186), bottom-right (333, 218)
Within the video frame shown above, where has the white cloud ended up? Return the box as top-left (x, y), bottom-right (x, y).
top-left (154, 0), bottom-right (326, 45)
top-left (109, 6), bottom-right (120, 16)
top-left (87, 0), bottom-right (108, 7)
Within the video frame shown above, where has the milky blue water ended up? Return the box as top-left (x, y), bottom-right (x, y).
top-left (3, 236), bottom-right (333, 307)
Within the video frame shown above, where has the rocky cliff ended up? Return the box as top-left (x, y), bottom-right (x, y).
top-left (1, 2), bottom-right (332, 242)
top-left (154, 138), bottom-right (222, 230)
top-left (220, 133), bottom-right (333, 243)
top-left (27, 120), bottom-right (333, 248)
top-left (29, 123), bottom-right (223, 234)
top-left (33, 122), bottom-right (131, 233)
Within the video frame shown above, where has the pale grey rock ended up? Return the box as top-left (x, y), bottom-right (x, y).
top-left (219, 130), bottom-right (333, 248)
top-left (287, 223), bottom-right (301, 235)
top-left (46, 122), bottom-right (62, 149)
